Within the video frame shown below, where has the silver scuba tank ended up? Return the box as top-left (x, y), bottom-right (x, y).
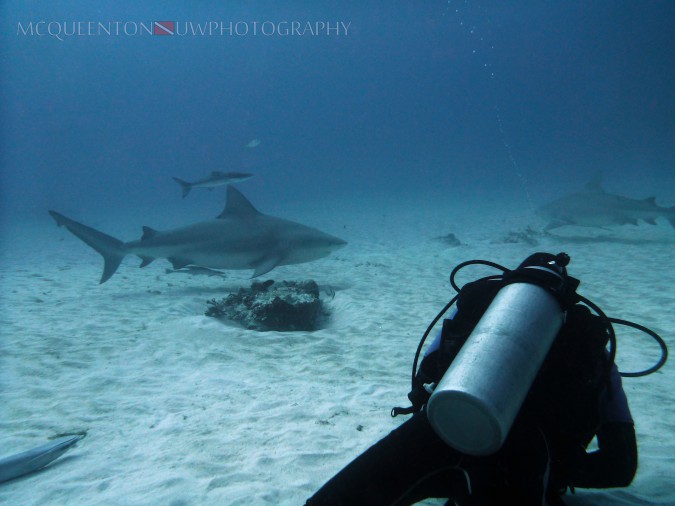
top-left (426, 262), bottom-right (567, 456)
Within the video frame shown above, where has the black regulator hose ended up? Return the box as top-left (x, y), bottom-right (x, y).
top-left (609, 318), bottom-right (668, 377)
top-left (449, 259), bottom-right (509, 293)
top-left (577, 295), bottom-right (668, 377)
top-left (410, 295), bottom-right (457, 388)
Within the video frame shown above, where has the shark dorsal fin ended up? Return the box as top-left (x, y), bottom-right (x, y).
top-left (584, 172), bottom-right (604, 193)
top-left (211, 171), bottom-right (225, 176)
top-left (142, 226), bottom-right (158, 240)
top-left (643, 197), bottom-right (657, 206)
top-left (218, 185), bottom-right (261, 219)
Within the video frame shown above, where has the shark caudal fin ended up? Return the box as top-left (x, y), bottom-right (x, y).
top-left (172, 177), bottom-right (192, 198)
top-left (49, 211), bottom-right (126, 283)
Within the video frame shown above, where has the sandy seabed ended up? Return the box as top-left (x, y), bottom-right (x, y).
top-left (1, 199), bottom-right (673, 506)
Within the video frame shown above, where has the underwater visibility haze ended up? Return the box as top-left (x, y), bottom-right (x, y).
top-left (1, 1), bottom-right (673, 223)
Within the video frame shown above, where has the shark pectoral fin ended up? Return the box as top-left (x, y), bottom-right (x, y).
top-left (168, 257), bottom-right (192, 270)
top-left (251, 254), bottom-right (283, 278)
top-left (139, 256), bottom-right (155, 268)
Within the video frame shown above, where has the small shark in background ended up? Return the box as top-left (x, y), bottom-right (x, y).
top-left (537, 176), bottom-right (675, 231)
top-left (173, 171), bottom-right (253, 198)
top-left (49, 186), bottom-right (346, 283)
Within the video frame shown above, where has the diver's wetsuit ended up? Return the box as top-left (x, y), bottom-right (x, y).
top-left (306, 412), bottom-right (550, 506)
top-left (565, 365), bottom-right (637, 490)
top-left (305, 365), bottom-right (636, 506)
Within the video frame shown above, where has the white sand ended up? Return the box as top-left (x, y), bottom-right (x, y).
top-left (1, 199), bottom-right (673, 505)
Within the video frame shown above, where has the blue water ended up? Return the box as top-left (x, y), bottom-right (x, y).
top-left (1, 1), bottom-right (673, 228)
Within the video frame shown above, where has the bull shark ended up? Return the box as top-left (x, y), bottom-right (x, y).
top-left (173, 171), bottom-right (253, 198)
top-left (49, 186), bottom-right (347, 283)
top-left (537, 177), bottom-right (675, 231)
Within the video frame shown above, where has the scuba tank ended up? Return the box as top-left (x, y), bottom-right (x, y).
top-left (426, 253), bottom-right (578, 455)
top-left (394, 252), bottom-right (667, 456)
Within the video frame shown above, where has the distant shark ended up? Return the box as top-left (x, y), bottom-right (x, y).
top-left (49, 186), bottom-right (347, 283)
top-left (173, 171), bottom-right (253, 198)
top-left (537, 176), bottom-right (675, 231)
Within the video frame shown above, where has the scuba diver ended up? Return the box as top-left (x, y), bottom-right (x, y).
top-left (306, 252), bottom-right (667, 506)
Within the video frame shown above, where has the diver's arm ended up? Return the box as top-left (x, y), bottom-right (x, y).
top-left (569, 421), bottom-right (638, 488)
top-left (569, 362), bottom-right (637, 489)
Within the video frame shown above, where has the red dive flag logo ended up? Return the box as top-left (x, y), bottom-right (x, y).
top-left (153, 21), bottom-right (175, 35)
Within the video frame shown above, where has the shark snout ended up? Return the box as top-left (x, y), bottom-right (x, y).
top-left (311, 238), bottom-right (346, 259)
top-left (302, 232), bottom-right (347, 260)
top-left (326, 235), bottom-right (348, 253)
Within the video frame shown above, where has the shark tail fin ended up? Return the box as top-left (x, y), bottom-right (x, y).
top-left (49, 211), bottom-right (126, 283)
top-left (172, 177), bottom-right (192, 198)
